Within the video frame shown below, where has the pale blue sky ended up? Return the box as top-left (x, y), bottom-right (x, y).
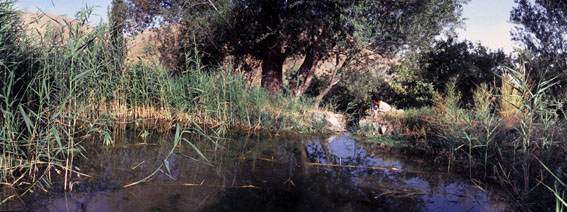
top-left (455, 0), bottom-right (519, 53)
top-left (15, 0), bottom-right (520, 53)
top-left (14, 0), bottom-right (111, 24)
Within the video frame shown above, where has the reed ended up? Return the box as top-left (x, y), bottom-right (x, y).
top-left (538, 159), bottom-right (567, 212)
top-left (0, 2), bottom-right (124, 200)
top-left (1, 2), bottom-right (324, 204)
top-left (359, 62), bottom-right (565, 210)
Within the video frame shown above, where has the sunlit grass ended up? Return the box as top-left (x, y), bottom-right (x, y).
top-left (1, 1), bottom-right (326, 205)
top-left (356, 64), bottom-right (566, 210)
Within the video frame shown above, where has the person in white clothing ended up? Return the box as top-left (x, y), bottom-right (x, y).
top-left (371, 94), bottom-right (391, 116)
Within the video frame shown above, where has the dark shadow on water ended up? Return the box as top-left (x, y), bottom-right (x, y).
top-left (9, 132), bottom-right (507, 212)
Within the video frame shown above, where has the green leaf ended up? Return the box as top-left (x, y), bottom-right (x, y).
top-left (51, 127), bottom-right (63, 153)
top-left (72, 69), bottom-right (93, 82)
top-left (18, 105), bottom-right (34, 136)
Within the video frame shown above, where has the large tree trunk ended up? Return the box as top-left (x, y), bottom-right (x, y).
top-left (294, 46), bottom-right (320, 98)
top-left (261, 51), bottom-right (286, 94)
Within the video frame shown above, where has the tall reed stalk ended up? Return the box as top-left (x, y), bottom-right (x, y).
top-left (501, 65), bottom-right (558, 152)
top-left (1, 2), bottom-right (123, 202)
top-left (1, 2), bottom-right (322, 205)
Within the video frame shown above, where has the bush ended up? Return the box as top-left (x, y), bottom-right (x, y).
top-left (386, 57), bottom-right (437, 108)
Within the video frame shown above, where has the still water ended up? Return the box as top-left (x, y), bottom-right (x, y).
top-left (14, 132), bottom-right (507, 211)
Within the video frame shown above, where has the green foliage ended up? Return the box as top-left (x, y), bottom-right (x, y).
top-left (501, 63), bottom-right (559, 151)
top-left (0, 2), bottom-right (324, 204)
top-left (109, 0), bottom-right (127, 67)
top-left (511, 0), bottom-right (567, 110)
top-left (356, 64), bottom-right (566, 210)
top-left (381, 39), bottom-right (508, 109)
top-left (387, 56), bottom-right (437, 108)
top-left (309, 37), bottom-right (507, 116)
top-left (511, 1), bottom-right (567, 78)
top-left (419, 39), bottom-right (508, 106)
top-left (123, 0), bottom-right (469, 93)
top-left (0, 0), bottom-right (30, 94)
top-left (1, 1), bottom-right (121, 199)
top-left (110, 0), bottom-right (127, 35)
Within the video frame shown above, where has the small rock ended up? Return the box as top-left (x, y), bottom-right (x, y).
top-left (358, 114), bottom-right (392, 136)
top-left (380, 125), bottom-right (388, 135)
top-left (311, 111), bottom-right (346, 132)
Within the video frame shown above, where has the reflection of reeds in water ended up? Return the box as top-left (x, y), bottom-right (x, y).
top-left (11, 131), bottom-right (507, 211)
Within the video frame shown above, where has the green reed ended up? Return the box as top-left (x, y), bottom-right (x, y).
top-left (1, 1), bottom-right (123, 202)
top-left (362, 62), bottom-right (565, 210)
top-left (1, 1), bottom-right (324, 205)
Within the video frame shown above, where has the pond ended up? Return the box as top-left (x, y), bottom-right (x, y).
top-left (7, 131), bottom-right (508, 211)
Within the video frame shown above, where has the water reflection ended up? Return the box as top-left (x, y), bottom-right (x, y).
top-left (10, 132), bottom-right (506, 211)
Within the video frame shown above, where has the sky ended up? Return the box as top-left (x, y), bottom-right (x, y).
top-left (14, 0), bottom-right (112, 24)
top-left (455, 0), bottom-right (520, 53)
top-left (14, 0), bottom-right (520, 53)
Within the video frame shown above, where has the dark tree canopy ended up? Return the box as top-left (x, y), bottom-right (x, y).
top-left (511, 0), bottom-right (567, 98)
top-left (419, 39), bottom-right (508, 105)
top-left (123, 0), bottom-right (468, 93)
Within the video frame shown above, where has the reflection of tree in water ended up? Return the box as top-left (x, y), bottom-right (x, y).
top-left (25, 132), bottom-right (504, 211)
top-left (202, 139), bottom-right (426, 212)
top-left (303, 140), bottom-right (410, 192)
top-left (202, 168), bottom-right (427, 212)
top-left (37, 132), bottom-right (176, 196)
top-left (203, 184), bottom-right (426, 212)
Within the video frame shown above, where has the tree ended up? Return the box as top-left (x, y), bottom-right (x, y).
top-left (511, 0), bottom-right (567, 100)
top-left (418, 39), bottom-right (508, 106)
top-left (291, 0), bottom-right (469, 98)
top-left (122, 0), bottom-right (228, 70)
top-left (123, 0), bottom-right (468, 94)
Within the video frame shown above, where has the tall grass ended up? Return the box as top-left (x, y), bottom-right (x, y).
top-left (1, 1), bottom-right (324, 204)
top-left (1, 1), bottom-right (117, 201)
top-left (539, 159), bottom-right (567, 212)
top-left (93, 56), bottom-right (317, 133)
top-left (501, 65), bottom-right (558, 152)
top-left (360, 62), bottom-right (565, 210)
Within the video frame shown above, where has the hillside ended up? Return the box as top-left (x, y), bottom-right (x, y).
top-left (20, 11), bottom-right (89, 38)
top-left (18, 11), bottom-right (396, 83)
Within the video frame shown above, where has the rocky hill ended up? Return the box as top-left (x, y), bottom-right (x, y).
top-left (20, 11), bottom-right (90, 38)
